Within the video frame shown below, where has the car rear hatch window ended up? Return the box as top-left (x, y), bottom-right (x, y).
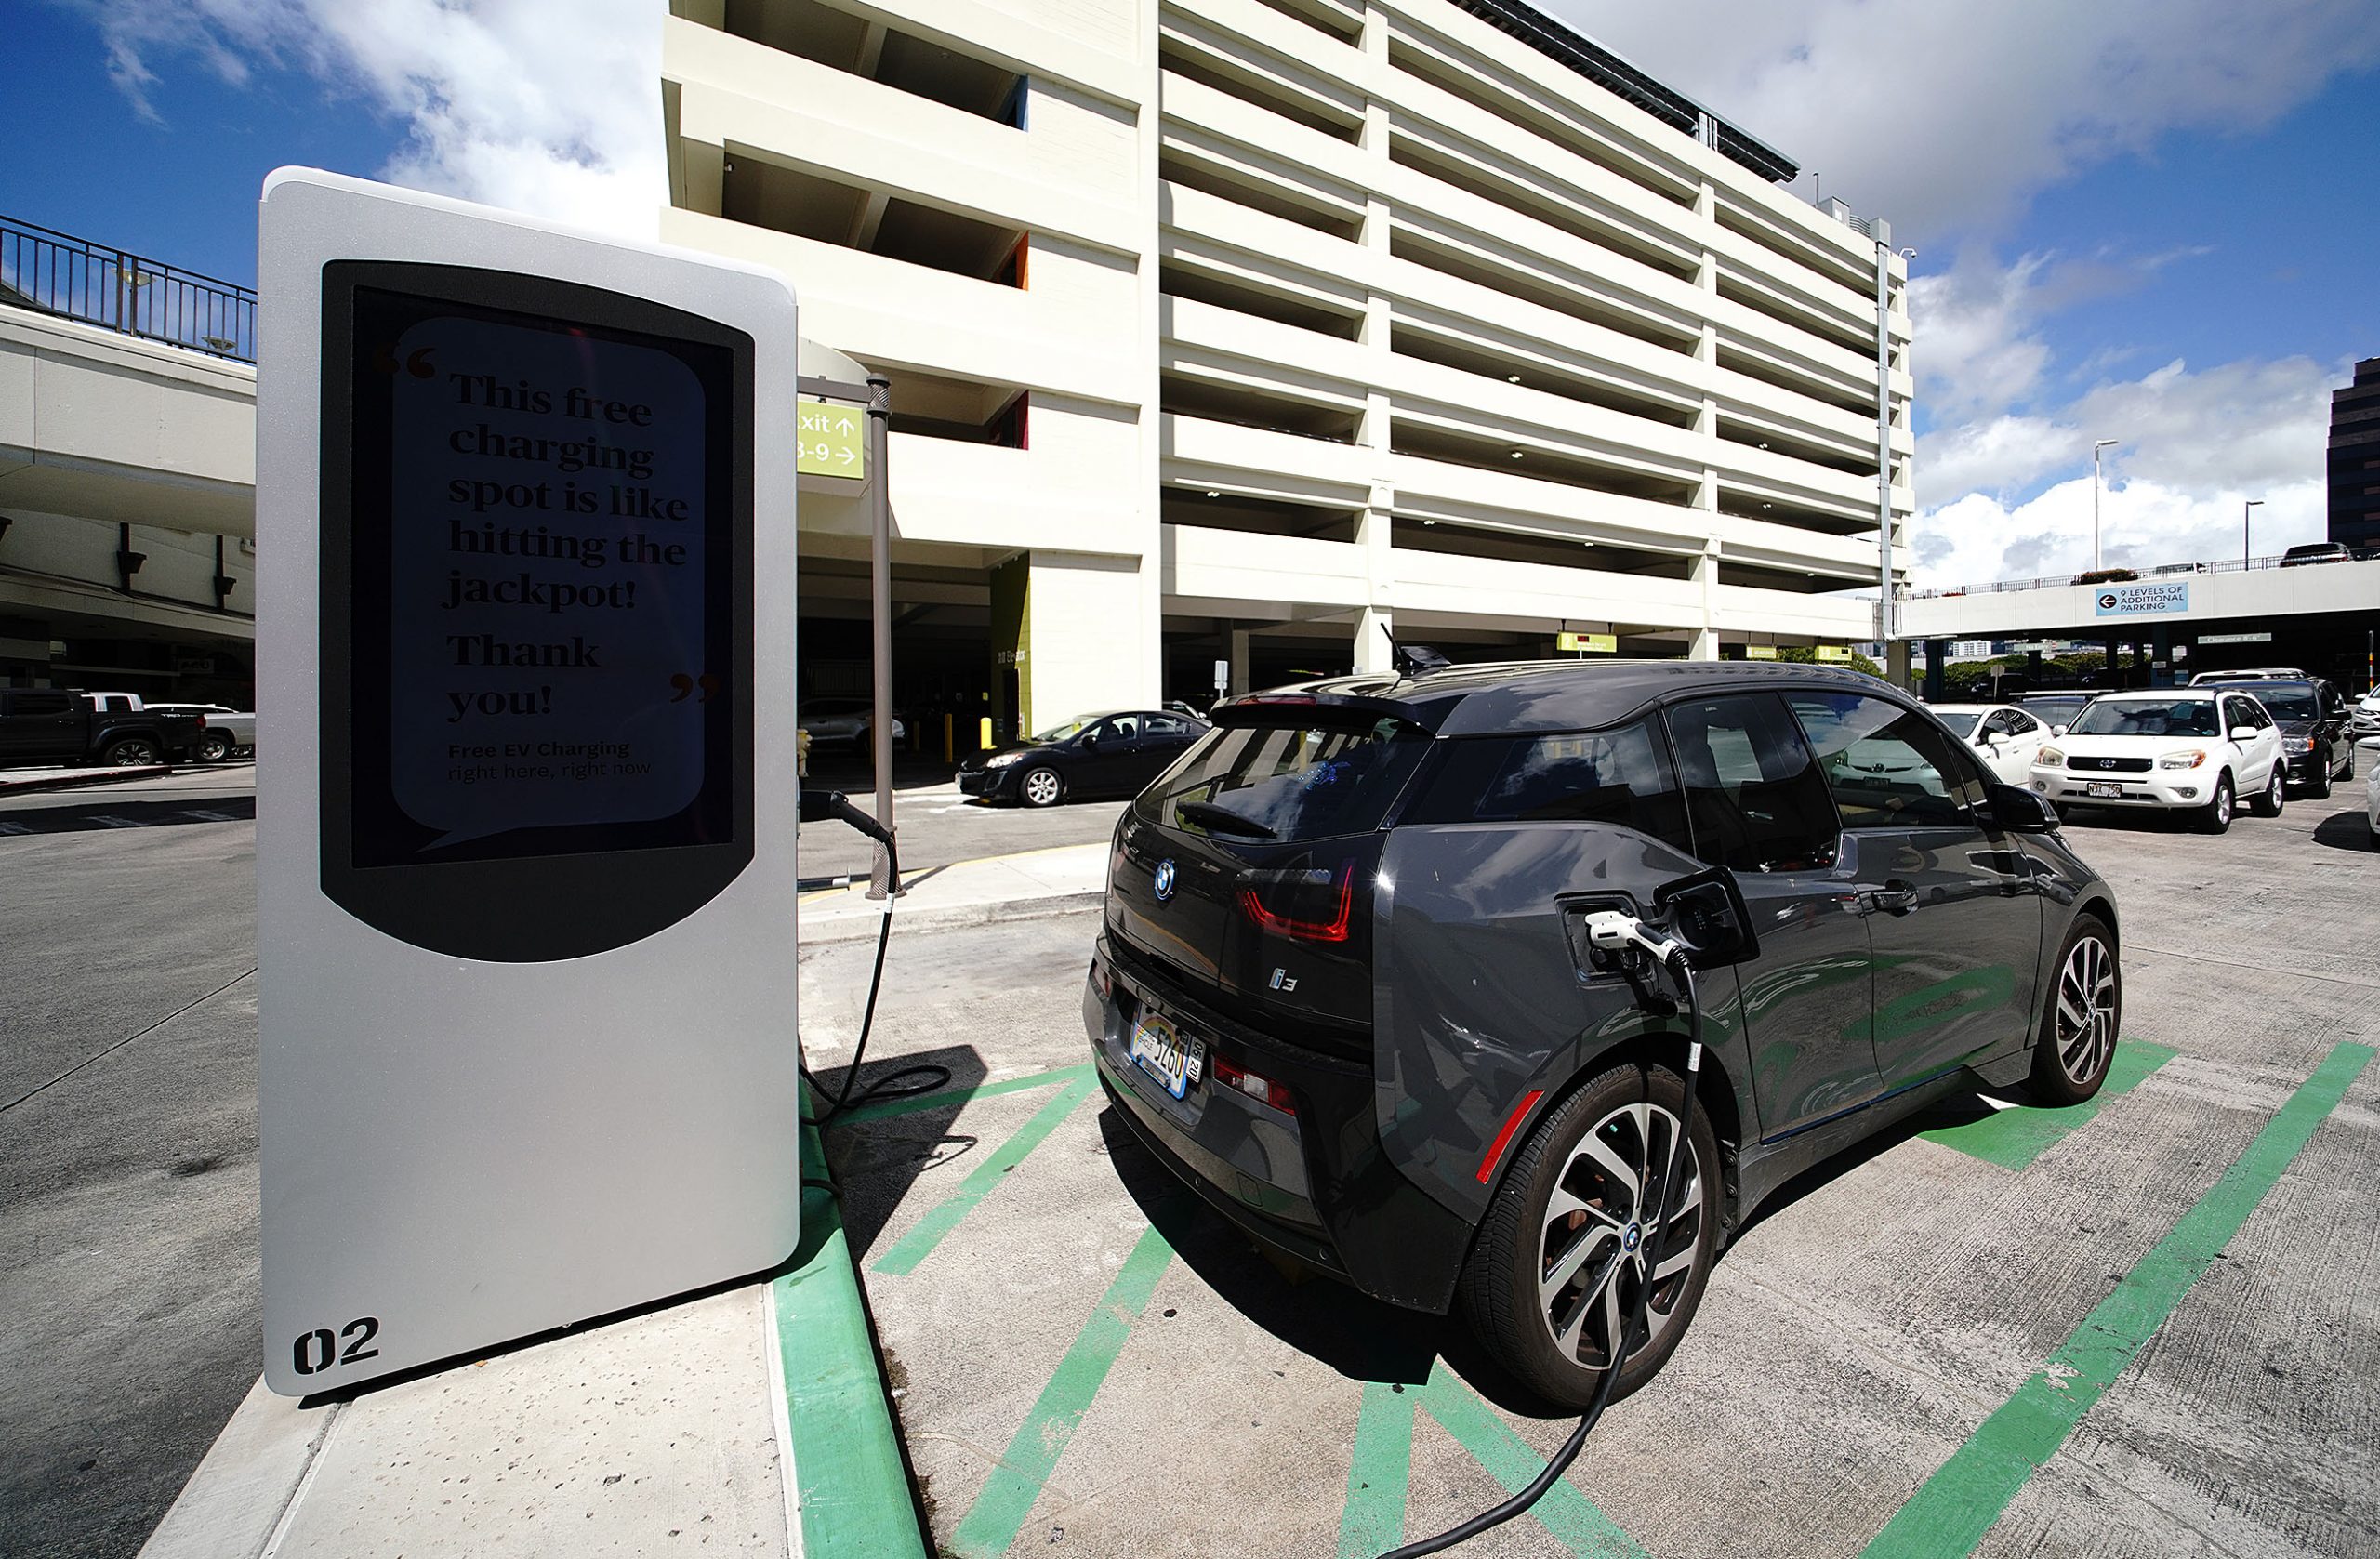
top-left (1107, 714), bottom-right (1431, 1050)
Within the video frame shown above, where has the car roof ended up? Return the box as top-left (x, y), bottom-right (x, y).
top-left (1224, 658), bottom-right (1899, 737)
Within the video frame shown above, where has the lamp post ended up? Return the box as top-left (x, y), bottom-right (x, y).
top-left (2091, 439), bottom-right (2119, 571)
top-left (2242, 498), bottom-right (2264, 567)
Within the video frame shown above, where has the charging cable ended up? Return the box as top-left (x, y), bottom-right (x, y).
top-left (1375, 907), bottom-right (1702, 1558)
top-left (797, 790), bottom-right (949, 1126)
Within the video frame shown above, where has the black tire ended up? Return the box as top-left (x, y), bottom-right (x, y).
top-left (1018, 765), bottom-right (1064, 808)
top-left (101, 736), bottom-right (162, 766)
top-left (2249, 764), bottom-right (2286, 816)
top-left (1458, 1061), bottom-right (1718, 1410)
top-left (2338, 745), bottom-right (2354, 783)
top-left (195, 732), bottom-right (232, 763)
top-left (2196, 773), bottom-right (2234, 834)
top-left (2030, 912), bottom-right (2121, 1106)
top-left (2307, 759), bottom-right (2332, 799)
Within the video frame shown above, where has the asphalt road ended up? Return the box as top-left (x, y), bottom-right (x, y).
top-left (1, 767), bottom-right (262, 1559)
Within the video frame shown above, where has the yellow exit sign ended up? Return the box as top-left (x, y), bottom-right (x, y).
top-left (1557, 631), bottom-right (1616, 654)
top-left (1746, 645), bottom-right (1778, 660)
top-left (798, 397), bottom-right (865, 479)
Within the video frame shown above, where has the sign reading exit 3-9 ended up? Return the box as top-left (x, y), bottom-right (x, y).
top-left (798, 396), bottom-right (865, 479)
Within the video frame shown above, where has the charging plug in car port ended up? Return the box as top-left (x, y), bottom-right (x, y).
top-left (1560, 895), bottom-right (1674, 984)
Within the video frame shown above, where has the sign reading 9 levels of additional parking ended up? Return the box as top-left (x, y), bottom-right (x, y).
top-left (254, 170), bottom-right (803, 1395)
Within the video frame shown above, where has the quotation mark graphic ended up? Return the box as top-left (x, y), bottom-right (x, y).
top-left (669, 673), bottom-right (721, 704)
top-left (371, 344), bottom-right (437, 378)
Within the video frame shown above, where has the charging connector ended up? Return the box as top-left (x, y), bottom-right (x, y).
top-left (1580, 909), bottom-right (1686, 974)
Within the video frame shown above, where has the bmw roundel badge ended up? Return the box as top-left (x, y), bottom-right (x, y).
top-left (1153, 859), bottom-right (1178, 902)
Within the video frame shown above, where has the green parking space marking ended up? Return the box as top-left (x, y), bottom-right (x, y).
top-left (834, 1061), bottom-right (1095, 1126)
top-left (775, 1089), bottom-right (930, 1558)
top-left (870, 1073), bottom-right (1097, 1277)
top-left (1337, 1381), bottom-right (1417, 1558)
top-left (1921, 1039), bottom-right (2177, 1169)
top-left (947, 1222), bottom-right (1178, 1559)
top-left (1863, 1040), bottom-right (2376, 1559)
top-left (1337, 1367), bottom-right (1646, 1558)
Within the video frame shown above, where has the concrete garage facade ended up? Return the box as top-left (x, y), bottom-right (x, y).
top-left (663, 0), bottom-right (1912, 734)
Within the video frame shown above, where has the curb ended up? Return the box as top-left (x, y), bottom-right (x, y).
top-left (776, 1085), bottom-right (932, 1557)
top-left (800, 890), bottom-right (1105, 945)
top-left (0, 764), bottom-right (196, 796)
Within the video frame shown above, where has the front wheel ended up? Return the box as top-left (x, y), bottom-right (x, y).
top-left (2196, 773), bottom-right (2234, 833)
top-left (2250, 764), bottom-right (2286, 815)
top-left (1018, 765), bottom-right (1064, 808)
top-left (1459, 1061), bottom-right (1718, 1410)
top-left (2030, 913), bottom-right (2121, 1105)
top-left (2305, 758), bottom-right (2332, 799)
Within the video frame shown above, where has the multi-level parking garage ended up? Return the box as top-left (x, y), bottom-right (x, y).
top-left (663, 0), bottom-right (1912, 737)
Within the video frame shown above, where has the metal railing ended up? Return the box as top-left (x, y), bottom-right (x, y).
top-left (1907, 549), bottom-right (2374, 600)
top-left (1, 215), bottom-right (256, 363)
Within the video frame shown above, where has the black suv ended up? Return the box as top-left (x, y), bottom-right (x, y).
top-left (2193, 676), bottom-right (2354, 795)
top-left (1084, 661), bottom-right (2121, 1407)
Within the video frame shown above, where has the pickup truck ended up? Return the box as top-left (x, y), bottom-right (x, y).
top-left (143, 703), bottom-right (257, 762)
top-left (0, 688), bottom-right (207, 768)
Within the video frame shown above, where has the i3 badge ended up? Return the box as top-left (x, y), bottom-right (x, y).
top-left (1153, 859), bottom-right (1178, 902)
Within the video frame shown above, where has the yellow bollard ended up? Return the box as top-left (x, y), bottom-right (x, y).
top-left (979, 716), bottom-right (994, 752)
top-left (943, 712), bottom-right (954, 763)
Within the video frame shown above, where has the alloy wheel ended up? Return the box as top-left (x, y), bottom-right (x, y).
top-left (2214, 782), bottom-right (2233, 826)
top-left (1023, 768), bottom-right (1062, 807)
top-left (1536, 1101), bottom-right (1703, 1373)
top-left (2055, 933), bottom-right (2118, 1088)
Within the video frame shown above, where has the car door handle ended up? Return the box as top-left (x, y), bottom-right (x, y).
top-left (1858, 881), bottom-right (1919, 916)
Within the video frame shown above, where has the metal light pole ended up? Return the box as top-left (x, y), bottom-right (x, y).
top-left (2242, 497), bottom-right (2264, 568)
top-left (2091, 439), bottom-right (2119, 571)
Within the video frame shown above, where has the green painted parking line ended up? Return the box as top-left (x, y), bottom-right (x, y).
top-left (948, 1222), bottom-right (1177, 1558)
top-left (834, 1061), bottom-right (1096, 1126)
top-left (1921, 1039), bottom-right (2177, 1169)
top-left (1336, 1367), bottom-right (1645, 1558)
top-left (774, 1089), bottom-right (930, 1558)
top-left (870, 1074), bottom-right (1097, 1277)
top-left (1863, 1040), bottom-right (2375, 1559)
top-left (1337, 1381), bottom-right (1416, 1558)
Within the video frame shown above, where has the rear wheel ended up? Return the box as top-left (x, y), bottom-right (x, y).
top-left (1459, 1061), bottom-right (1717, 1410)
top-left (2196, 773), bottom-right (2234, 833)
top-left (100, 736), bottom-right (161, 766)
top-left (195, 732), bottom-right (232, 763)
top-left (1018, 766), bottom-right (1064, 808)
top-left (2250, 764), bottom-right (2287, 815)
top-left (2030, 914), bottom-right (2121, 1105)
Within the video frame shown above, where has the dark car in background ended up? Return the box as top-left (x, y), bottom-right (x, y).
top-left (2278, 542), bottom-right (2350, 567)
top-left (2193, 676), bottom-right (2354, 795)
top-left (2010, 690), bottom-right (2094, 733)
top-left (1085, 661), bottom-right (2120, 1408)
top-left (958, 709), bottom-right (1208, 807)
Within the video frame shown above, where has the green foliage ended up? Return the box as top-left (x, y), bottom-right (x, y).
top-left (1771, 646), bottom-right (1885, 678)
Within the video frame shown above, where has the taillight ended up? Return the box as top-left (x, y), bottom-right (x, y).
top-left (1211, 1055), bottom-right (1293, 1112)
top-left (194, 713), bottom-right (208, 729)
top-left (1237, 861), bottom-right (1355, 943)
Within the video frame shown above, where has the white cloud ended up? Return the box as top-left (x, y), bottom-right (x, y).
top-left (66, 0), bottom-right (666, 239)
top-left (1550, 0), bottom-right (2380, 243)
top-left (1916, 475), bottom-right (2325, 594)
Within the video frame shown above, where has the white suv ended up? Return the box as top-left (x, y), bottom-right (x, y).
top-left (2030, 688), bottom-right (2285, 833)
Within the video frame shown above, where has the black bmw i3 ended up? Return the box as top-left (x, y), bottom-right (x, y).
top-left (1084, 659), bottom-right (2121, 1407)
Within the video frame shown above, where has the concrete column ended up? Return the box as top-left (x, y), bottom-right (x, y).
top-left (1887, 639), bottom-right (1913, 690)
top-left (1924, 639), bottom-right (1948, 702)
top-left (1688, 539), bottom-right (1721, 660)
top-left (1355, 607), bottom-right (1394, 674)
top-left (2151, 624), bottom-right (2174, 687)
top-left (1229, 626), bottom-right (1252, 695)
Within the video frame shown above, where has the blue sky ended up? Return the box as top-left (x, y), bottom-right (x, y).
top-left (11, 0), bottom-right (2380, 587)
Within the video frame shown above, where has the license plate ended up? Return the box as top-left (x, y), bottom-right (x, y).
top-left (1128, 1011), bottom-right (1205, 1100)
top-left (2086, 781), bottom-right (2123, 799)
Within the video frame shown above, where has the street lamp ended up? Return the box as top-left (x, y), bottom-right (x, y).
top-left (2091, 439), bottom-right (2120, 570)
top-left (2243, 498), bottom-right (2264, 567)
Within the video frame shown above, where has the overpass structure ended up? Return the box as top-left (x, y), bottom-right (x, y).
top-left (1897, 556), bottom-right (2380, 694)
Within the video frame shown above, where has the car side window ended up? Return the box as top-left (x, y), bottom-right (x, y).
top-left (1144, 714), bottom-right (1187, 739)
top-left (2003, 710), bottom-right (2041, 735)
top-left (1787, 692), bottom-right (1986, 829)
top-left (1980, 710), bottom-right (2018, 739)
top-left (1663, 694), bottom-right (1841, 872)
top-left (1407, 719), bottom-right (1692, 851)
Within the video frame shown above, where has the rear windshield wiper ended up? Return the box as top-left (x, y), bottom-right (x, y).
top-left (1174, 799), bottom-right (1276, 839)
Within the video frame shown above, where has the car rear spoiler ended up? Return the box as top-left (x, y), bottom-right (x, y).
top-left (1207, 690), bottom-right (1443, 734)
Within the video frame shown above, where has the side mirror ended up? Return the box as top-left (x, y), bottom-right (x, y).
top-left (2051, 724), bottom-right (2069, 737)
top-left (1986, 783), bottom-right (2057, 834)
top-left (2228, 726), bottom-right (2257, 742)
top-left (1653, 865), bottom-right (1760, 969)
top-left (1079, 733), bottom-right (1099, 750)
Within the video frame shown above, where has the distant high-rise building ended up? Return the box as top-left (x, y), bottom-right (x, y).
top-left (2330, 356), bottom-right (2380, 551)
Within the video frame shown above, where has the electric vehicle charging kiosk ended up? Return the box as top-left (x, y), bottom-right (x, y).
top-left (254, 169), bottom-right (801, 1395)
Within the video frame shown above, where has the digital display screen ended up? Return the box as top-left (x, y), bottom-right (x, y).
top-left (343, 287), bottom-right (738, 868)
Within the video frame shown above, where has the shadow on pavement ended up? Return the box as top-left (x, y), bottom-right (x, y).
top-left (819, 1043), bottom-right (993, 1257)
top-left (0, 794), bottom-right (257, 835)
top-left (2309, 807), bottom-right (2376, 852)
